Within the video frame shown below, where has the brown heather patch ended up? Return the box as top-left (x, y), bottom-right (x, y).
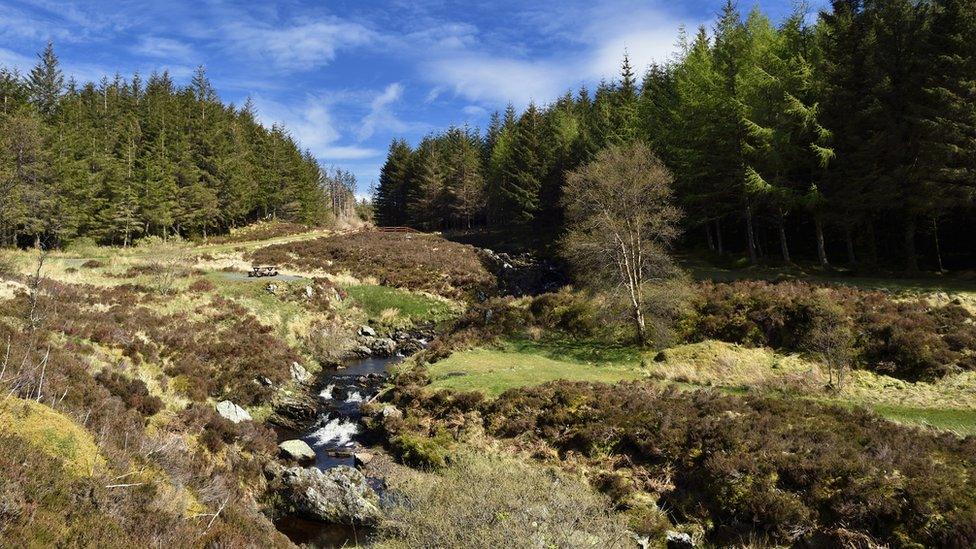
top-left (205, 221), bottom-right (313, 244)
top-left (249, 230), bottom-right (496, 300)
top-left (381, 376), bottom-right (976, 548)
top-left (691, 280), bottom-right (976, 381)
top-left (0, 280), bottom-right (290, 546)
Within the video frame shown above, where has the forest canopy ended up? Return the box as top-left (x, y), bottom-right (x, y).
top-left (0, 44), bottom-right (355, 248)
top-left (373, 0), bottom-right (976, 271)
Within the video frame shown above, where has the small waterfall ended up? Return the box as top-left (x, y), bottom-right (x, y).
top-left (308, 417), bottom-right (359, 448)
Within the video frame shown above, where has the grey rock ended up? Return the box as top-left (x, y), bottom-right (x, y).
top-left (280, 465), bottom-right (381, 525)
top-left (216, 400), bottom-right (251, 423)
top-left (355, 345), bottom-right (372, 357)
top-left (353, 452), bottom-right (373, 468)
top-left (368, 337), bottom-right (397, 357)
top-left (358, 325), bottom-right (377, 337)
top-left (380, 405), bottom-right (403, 421)
top-left (279, 439), bottom-right (316, 463)
top-left (290, 361), bottom-right (312, 383)
top-left (666, 531), bottom-right (694, 549)
top-left (304, 285), bottom-right (314, 299)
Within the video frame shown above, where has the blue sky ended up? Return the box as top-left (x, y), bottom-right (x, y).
top-left (0, 0), bottom-right (825, 196)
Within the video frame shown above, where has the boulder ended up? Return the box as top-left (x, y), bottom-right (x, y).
top-left (666, 531), bottom-right (694, 549)
top-left (358, 325), bottom-right (377, 338)
top-left (290, 362), bottom-right (312, 383)
top-left (279, 439), bottom-right (316, 463)
top-left (368, 337), bottom-right (397, 357)
top-left (380, 405), bottom-right (403, 421)
top-left (216, 400), bottom-right (251, 423)
top-left (353, 452), bottom-right (373, 468)
top-left (280, 465), bottom-right (381, 525)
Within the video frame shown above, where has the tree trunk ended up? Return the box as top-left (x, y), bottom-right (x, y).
top-left (814, 216), bottom-right (828, 268)
top-left (904, 216), bottom-right (918, 272)
top-left (633, 306), bottom-right (647, 346)
top-left (745, 205), bottom-right (757, 264)
top-left (715, 219), bottom-right (724, 255)
top-left (865, 221), bottom-right (878, 266)
top-left (844, 226), bottom-right (856, 267)
top-left (932, 217), bottom-right (944, 273)
top-left (777, 210), bottom-right (790, 263)
top-left (705, 224), bottom-right (715, 252)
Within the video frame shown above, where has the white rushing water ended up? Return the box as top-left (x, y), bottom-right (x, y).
top-left (307, 418), bottom-right (359, 447)
top-left (318, 384), bottom-right (335, 401)
top-left (346, 391), bottom-right (363, 403)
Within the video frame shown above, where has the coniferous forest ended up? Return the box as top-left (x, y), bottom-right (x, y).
top-left (373, 0), bottom-right (976, 271)
top-left (0, 44), bottom-right (353, 248)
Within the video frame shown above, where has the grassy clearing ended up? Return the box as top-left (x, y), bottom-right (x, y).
top-left (427, 337), bottom-right (976, 434)
top-left (0, 398), bottom-right (105, 476)
top-left (682, 254), bottom-right (976, 301)
top-left (427, 339), bottom-right (648, 396)
top-left (346, 284), bottom-right (458, 327)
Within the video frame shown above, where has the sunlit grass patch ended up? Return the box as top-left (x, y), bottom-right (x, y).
top-left (346, 284), bottom-right (458, 327)
top-left (0, 397), bottom-right (105, 476)
top-left (427, 340), bottom-right (648, 397)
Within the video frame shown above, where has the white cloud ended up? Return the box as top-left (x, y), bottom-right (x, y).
top-left (423, 53), bottom-right (572, 107)
top-left (408, 1), bottom-right (693, 108)
top-left (462, 105), bottom-right (487, 117)
top-left (251, 94), bottom-right (381, 162)
top-left (133, 36), bottom-right (195, 62)
top-left (0, 48), bottom-right (34, 73)
top-left (357, 83), bottom-right (405, 141)
top-left (226, 19), bottom-right (375, 72)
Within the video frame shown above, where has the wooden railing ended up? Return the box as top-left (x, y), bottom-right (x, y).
top-left (375, 226), bottom-right (422, 234)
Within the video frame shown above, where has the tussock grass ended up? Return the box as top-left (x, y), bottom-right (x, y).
top-left (0, 397), bottom-right (105, 476)
top-left (427, 339), bottom-right (647, 397)
top-left (346, 284), bottom-right (458, 327)
top-left (377, 451), bottom-right (631, 548)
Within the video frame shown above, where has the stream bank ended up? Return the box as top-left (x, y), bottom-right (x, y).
top-left (268, 324), bottom-right (431, 548)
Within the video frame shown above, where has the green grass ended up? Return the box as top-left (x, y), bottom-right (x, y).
top-left (346, 284), bottom-right (457, 325)
top-left (427, 338), bottom-right (648, 397)
top-left (864, 404), bottom-right (976, 436)
top-left (682, 253), bottom-right (976, 296)
top-left (426, 336), bottom-right (976, 436)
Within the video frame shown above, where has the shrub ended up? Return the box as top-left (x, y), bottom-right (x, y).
top-left (249, 231), bottom-right (496, 300)
top-left (477, 381), bottom-right (976, 547)
top-left (94, 371), bottom-right (164, 417)
top-left (377, 452), bottom-right (631, 548)
top-left (389, 429), bottom-right (454, 470)
top-left (690, 281), bottom-right (976, 380)
top-left (187, 278), bottom-right (215, 292)
top-left (80, 259), bottom-right (104, 269)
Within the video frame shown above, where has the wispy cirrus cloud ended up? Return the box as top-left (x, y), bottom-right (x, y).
top-left (224, 19), bottom-right (376, 72)
top-left (252, 93), bottom-right (382, 162)
top-left (133, 36), bottom-right (195, 63)
top-left (357, 83), bottom-right (406, 141)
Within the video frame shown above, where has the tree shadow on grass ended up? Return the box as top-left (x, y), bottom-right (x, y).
top-left (507, 337), bottom-right (642, 366)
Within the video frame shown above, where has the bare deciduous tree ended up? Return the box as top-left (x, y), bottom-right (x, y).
top-left (804, 309), bottom-right (855, 390)
top-left (561, 142), bottom-right (683, 345)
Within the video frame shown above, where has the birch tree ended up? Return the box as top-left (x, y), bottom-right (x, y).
top-left (561, 142), bottom-right (682, 345)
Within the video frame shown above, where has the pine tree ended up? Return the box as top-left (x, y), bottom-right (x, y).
top-left (374, 139), bottom-right (413, 226)
top-left (27, 42), bottom-right (64, 118)
top-left (496, 103), bottom-right (547, 225)
top-left (408, 139), bottom-right (445, 230)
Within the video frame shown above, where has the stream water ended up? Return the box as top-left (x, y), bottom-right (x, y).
top-left (274, 356), bottom-right (401, 547)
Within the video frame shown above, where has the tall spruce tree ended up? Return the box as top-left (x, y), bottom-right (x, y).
top-left (27, 42), bottom-right (64, 118)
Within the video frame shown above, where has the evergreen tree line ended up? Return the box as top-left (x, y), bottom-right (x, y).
top-left (374, 0), bottom-right (976, 271)
top-left (0, 43), bottom-right (352, 247)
